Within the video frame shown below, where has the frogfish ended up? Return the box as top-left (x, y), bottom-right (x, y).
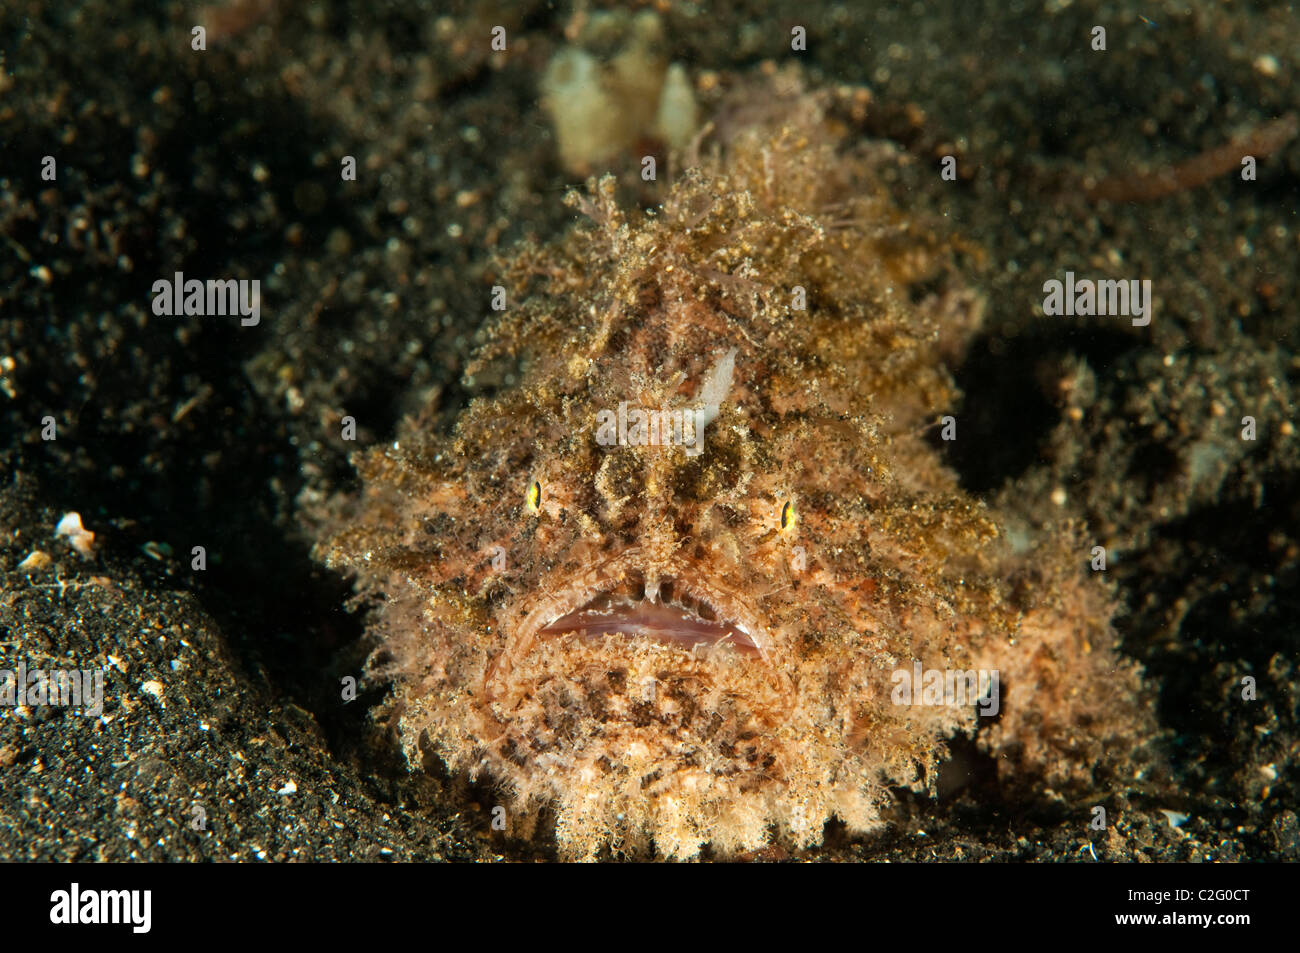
top-left (317, 74), bottom-right (1156, 860)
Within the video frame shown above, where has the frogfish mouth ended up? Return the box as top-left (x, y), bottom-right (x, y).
top-left (536, 574), bottom-right (762, 658)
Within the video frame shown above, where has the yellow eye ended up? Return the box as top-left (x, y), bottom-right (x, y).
top-left (526, 479), bottom-right (542, 514)
top-left (780, 499), bottom-right (796, 531)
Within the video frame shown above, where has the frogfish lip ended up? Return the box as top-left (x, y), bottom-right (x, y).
top-left (537, 580), bottom-right (761, 657)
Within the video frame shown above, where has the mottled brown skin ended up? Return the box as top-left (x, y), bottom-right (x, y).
top-left (319, 81), bottom-right (1155, 860)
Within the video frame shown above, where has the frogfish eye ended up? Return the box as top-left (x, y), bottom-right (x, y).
top-left (780, 499), bottom-right (796, 531)
top-left (526, 479), bottom-right (542, 514)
